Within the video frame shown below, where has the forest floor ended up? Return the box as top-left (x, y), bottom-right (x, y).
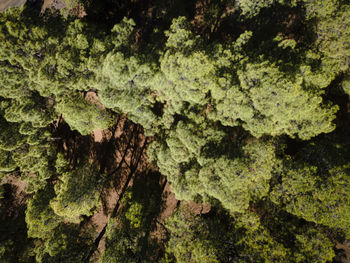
top-left (82, 114), bottom-right (210, 261)
top-left (337, 242), bottom-right (350, 263)
top-left (42, 0), bottom-right (65, 11)
top-left (1, 174), bottom-right (28, 209)
top-left (0, 0), bottom-right (26, 12)
top-left (52, 89), bottom-right (214, 261)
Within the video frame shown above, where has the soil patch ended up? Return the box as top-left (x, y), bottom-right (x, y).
top-left (54, 114), bottom-right (152, 262)
top-left (0, 0), bottom-right (26, 12)
top-left (337, 241), bottom-right (350, 263)
top-left (41, 0), bottom-right (65, 12)
top-left (1, 174), bottom-right (28, 207)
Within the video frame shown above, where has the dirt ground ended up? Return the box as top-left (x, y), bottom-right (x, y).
top-left (0, 0), bottom-right (26, 12)
top-left (55, 93), bottom-right (152, 261)
top-left (337, 242), bottom-right (350, 263)
top-left (1, 174), bottom-right (28, 206)
top-left (75, 93), bottom-right (211, 261)
top-left (42, 0), bottom-right (66, 11)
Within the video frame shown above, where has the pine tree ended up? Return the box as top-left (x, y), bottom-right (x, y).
top-left (26, 185), bottom-right (62, 239)
top-left (50, 162), bottom-right (101, 223)
top-left (55, 93), bottom-right (114, 136)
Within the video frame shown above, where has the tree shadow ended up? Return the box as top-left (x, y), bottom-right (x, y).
top-left (125, 170), bottom-right (168, 260)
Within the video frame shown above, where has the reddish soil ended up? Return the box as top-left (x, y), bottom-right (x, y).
top-left (188, 200), bottom-right (211, 215)
top-left (57, 112), bottom-right (151, 262)
top-left (93, 129), bottom-right (104, 143)
top-left (86, 92), bottom-right (105, 110)
top-left (158, 182), bottom-right (179, 221)
top-left (337, 242), bottom-right (350, 263)
top-left (89, 187), bottom-right (119, 262)
top-left (148, 181), bottom-right (178, 243)
top-left (149, 181), bottom-right (211, 246)
top-left (1, 174), bottom-right (28, 206)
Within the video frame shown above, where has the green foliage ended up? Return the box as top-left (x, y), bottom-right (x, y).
top-left (239, 0), bottom-right (298, 17)
top-left (272, 163), bottom-right (350, 237)
top-left (0, 6), bottom-right (109, 98)
top-left (158, 50), bottom-right (215, 106)
top-left (153, 17), bottom-right (216, 121)
top-left (303, 1), bottom-right (350, 73)
top-left (0, 3), bottom-right (348, 262)
top-left (34, 224), bottom-right (93, 263)
top-left (0, 114), bottom-right (24, 151)
top-left (0, 102), bottom-right (57, 193)
top-left (26, 186), bottom-right (62, 239)
top-left (93, 18), bottom-right (159, 133)
top-left (236, 60), bottom-right (337, 139)
top-left (55, 94), bottom-right (114, 135)
top-left (109, 17), bottom-right (136, 48)
top-left (50, 162), bottom-right (101, 223)
top-left (4, 98), bottom-right (52, 128)
top-left (233, 211), bottom-right (292, 262)
top-left (165, 208), bottom-right (220, 263)
top-left (101, 180), bottom-right (161, 263)
top-left (294, 228), bottom-right (335, 263)
top-left (0, 149), bottom-right (17, 173)
top-left (53, 19), bottom-right (108, 93)
top-left (164, 205), bottom-right (334, 263)
top-left (12, 143), bottom-right (57, 193)
top-left (198, 140), bottom-right (280, 213)
top-left (153, 17), bottom-right (337, 140)
top-left (302, 0), bottom-right (339, 19)
top-left (165, 16), bottom-right (196, 50)
top-left (147, 120), bottom-right (226, 201)
top-left (125, 201), bottom-right (143, 228)
top-left (63, 0), bottom-right (81, 9)
top-left (342, 75), bottom-right (350, 95)
top-left (151, 129), bottom-right (282, 214)
top-left (316, 4), bottom-right (350, 72)
top-left (239, 0), bottom-right (275, 17)
top-left (96, 51), bottom-right (157, 132)
top-left (0, 185), bottom-right (35, 263)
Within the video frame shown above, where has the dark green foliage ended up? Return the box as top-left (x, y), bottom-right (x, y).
top-left (342, 75), bottom-right (350, 94)
top-left (50, 161), bottom-right (102, 223)
top-left (272, 164), bottom-right (350, 235)
top-left (198, 140), bottom-right (280, 213)
top-left (235, 60), bottom-right (338, 139)
top-left (0, 149), bottom-right (16, 173)
top-left (0, 106), bottom-right (57, 193)
top-left (149, 124), bottom-right (280, 214)
top-left (304, 0), bottom-right (350, 73)
top-left (164, 206), bottom-right (336, 263)
top-left (0, 114), bottom-right (24, 151)
top-left (238, 0), bottom-right (298, 17)
top-left (12, 143), bottom-right (58, 193)
top-left (147, 120), bottom-right (226, 201)
top-left (293, 228), bottom-right (335, 262)
top-left (101, 180), bottom-right (161, 263)
top-left (26, 185), bottom-right (62, 239)
top-left (164, 207), bottom-right (221, 263)
top-left (0, 185), bottom-right (35, 263)
top-left (0, 1), bottom-right (349, 262)
top-left (34, 224), bottom-right (93, 263)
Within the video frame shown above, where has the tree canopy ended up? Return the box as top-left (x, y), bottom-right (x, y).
top-left (0, 1), bottom-right (349, 262)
